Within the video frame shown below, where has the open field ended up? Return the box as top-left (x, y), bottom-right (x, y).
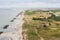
top-left (22, 10), bottom-right (60, 40)
top-left (56, 12), bottom-right (60, 16)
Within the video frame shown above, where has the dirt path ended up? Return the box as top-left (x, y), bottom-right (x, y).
top-left (40, 37), bottom-right (44, 40)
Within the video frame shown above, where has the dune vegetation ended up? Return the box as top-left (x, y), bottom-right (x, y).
top-left (22, 10), bottom-right (60, 40)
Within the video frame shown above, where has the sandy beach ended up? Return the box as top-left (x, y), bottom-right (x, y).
top-left (0, 11), bottom-right (24, 40)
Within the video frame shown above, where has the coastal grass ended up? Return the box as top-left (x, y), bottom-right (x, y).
top-left (22, 10), bottom-right (60, 40)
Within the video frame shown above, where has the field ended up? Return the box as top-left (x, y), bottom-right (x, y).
top-left (22, 10), bottom-right (60, 40)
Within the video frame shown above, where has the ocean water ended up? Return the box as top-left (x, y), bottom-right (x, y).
top-left (0, 8), bottom-right (21, 29)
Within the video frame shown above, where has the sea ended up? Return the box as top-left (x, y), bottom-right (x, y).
top-left (0, 8), bottom-right (21, 30)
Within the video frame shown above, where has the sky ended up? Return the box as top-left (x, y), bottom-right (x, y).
top-left (0, 0), bottom-right (60, 8)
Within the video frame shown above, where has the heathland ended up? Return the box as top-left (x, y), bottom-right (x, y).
top-left (22, 9), bottom-right (60, 40)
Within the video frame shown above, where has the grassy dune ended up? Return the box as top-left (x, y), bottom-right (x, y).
top-left (22, 10), bottom-right (60, 40)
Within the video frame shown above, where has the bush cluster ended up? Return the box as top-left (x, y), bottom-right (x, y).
top-left (32, 18), bottom-right (46, 21)
top-left (48, 14), bottom-right (60, 21)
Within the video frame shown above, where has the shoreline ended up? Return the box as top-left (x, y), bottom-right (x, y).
top-left (2, 11), bottom-right (24, 30)
top-left (10, 11), bottom-right (23, 22)
top-left (0, 11), bottom-right (24, 40)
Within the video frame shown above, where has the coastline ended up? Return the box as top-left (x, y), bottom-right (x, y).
top-left (0, 11), bottom-right (24, 40)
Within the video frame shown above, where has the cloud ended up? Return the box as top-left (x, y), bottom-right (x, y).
top-left (0, 0), bottom-right (60, 8)
top-left (20, 2), bottom-right (48, 8)
top-left (0, 2), bottom-right (48, 8)
top-left (14, 2), bottom-right (60, 8)
top-left (37, 0), bottom-right (60, 3)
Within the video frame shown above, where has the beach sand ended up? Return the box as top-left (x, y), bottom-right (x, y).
top-left (0, 11), bottom-right (24, 40)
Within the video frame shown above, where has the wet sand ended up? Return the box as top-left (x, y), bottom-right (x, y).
top-left (0, 11), bottom-right (24, 40)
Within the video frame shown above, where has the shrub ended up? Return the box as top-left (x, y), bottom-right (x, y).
top-left (32, 18), bottom-right (46, 21)
top-left (48, 13), bottom-right (60, 21)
